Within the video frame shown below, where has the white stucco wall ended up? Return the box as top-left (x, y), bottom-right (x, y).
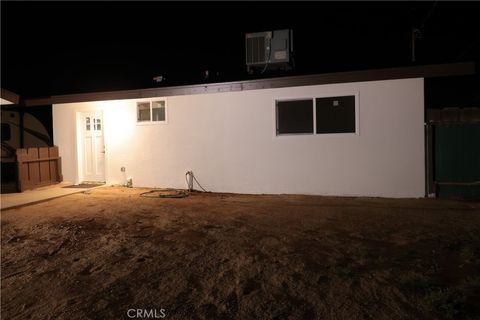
top-left (53, 78), bottom-right (425, 197)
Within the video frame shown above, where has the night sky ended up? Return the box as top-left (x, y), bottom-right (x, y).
top-left (2, 2), bottom-right (480, 99)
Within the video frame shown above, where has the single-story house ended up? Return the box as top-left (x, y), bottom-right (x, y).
top-left (24, 62), bottom-right (476, 198)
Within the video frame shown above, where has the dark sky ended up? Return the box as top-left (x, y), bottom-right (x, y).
top-left (2, 1), bottom-right (480, 98)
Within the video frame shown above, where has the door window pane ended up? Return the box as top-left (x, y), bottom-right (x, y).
top-left (95, 118), bottom-right (101, 131)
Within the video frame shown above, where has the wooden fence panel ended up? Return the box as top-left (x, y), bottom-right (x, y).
top-left (49, 147), bottom-right (59, 182)
top-left (28, 148), bottom-right (40, 184)
top-left (39, 147), bottom-right (50, 182)
top-left (16, 146), bottom-right (63, 192)
top-left (16, 149), bottom-right (29, 186)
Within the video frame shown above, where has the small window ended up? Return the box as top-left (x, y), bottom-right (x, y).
top-left (137, 102), bottom-right (151, 122)
top-left (276, 99), bottom-right (314, 135)
top-left (316, 95), bottom-right (355, 134)
top-left (137, 100), bottom-right (167, 123)
top-left (152, 101), bottom-right (166, 122)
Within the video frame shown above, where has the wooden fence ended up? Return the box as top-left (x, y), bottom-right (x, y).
top-left (16, 146), bottom-right (63, 192)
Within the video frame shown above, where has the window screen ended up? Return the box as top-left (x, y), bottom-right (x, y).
top-left (316, 95), bottom-right (355, 134)
top-left (137, 102), bottom-right (151, 122)
top-left (152, 101), bottom-right (166, 122)
top-left (276, 99), bottom-right (314, 134)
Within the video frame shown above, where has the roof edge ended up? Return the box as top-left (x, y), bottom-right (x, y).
top-left (1, 88), bottom-right (21, 105)
top-left (24, 62), bottom-right (475, 107)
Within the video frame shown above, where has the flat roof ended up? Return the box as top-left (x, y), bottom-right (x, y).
top-left (23, 62), bottom-right (475, 107)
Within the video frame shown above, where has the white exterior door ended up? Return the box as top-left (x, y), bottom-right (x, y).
top-left (82, 112), bottom-right (105, 182)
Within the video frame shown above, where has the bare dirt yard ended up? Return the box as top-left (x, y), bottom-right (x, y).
top-left (1, 187), bottom-right (480, 320)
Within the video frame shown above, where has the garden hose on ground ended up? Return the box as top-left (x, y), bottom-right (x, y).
top-left (185, 170), bottom-right (208, 192)
top-left (140, 188), bottom-right (190, 198)
top-left (139, 171), bottom-right (208, 198)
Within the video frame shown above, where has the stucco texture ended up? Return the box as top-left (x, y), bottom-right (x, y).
top-left (53, 78), bottom-right (425, 197)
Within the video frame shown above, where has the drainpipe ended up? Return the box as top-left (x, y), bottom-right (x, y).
top-left (411, 28), bottom-right (421, 64)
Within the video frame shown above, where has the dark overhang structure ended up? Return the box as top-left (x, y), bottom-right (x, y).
top-left (23, 62), bottom-right (476, 107)
top-left (1, 88), bottom-right (21, 105)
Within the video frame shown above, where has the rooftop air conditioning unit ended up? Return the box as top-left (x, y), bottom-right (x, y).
top-left (245, 29), bottom-right (293, 73)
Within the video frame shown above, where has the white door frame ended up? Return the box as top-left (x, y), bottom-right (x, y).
top-left (76, 111), bottom-right (106, 183)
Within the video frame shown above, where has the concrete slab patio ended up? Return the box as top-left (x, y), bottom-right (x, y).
top-left (0, 183), bottom-right (105, 210)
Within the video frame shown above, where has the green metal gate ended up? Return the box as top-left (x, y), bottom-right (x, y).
top-left (434, 123), bottom-right (480, 197)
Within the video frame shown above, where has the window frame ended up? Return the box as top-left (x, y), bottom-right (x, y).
top-left (136, 99), bottom-right (168, 125)
top-left (274, 92), bottom-right (359, 137)
top-left (275, 97), bottom-right (315, 136)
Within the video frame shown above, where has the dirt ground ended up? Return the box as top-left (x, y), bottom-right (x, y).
top-left (1, 187), bottom-right (480, 320)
